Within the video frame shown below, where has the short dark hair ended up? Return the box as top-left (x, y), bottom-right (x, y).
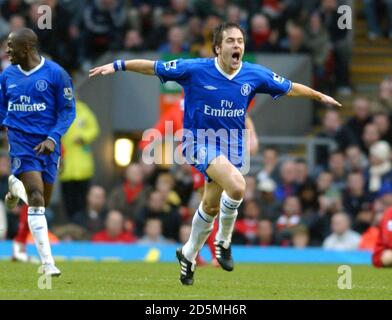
top-left (212, 22), bottom-right (246, 56)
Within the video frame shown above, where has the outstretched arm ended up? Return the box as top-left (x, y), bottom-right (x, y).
top-left (287, 82), bottom-right (342, 107)
top-left (89, 59), bottom-right (155, 77)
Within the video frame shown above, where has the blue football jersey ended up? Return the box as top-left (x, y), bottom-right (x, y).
top-left (154, 57), bottom-right (292, 152)
top-left (0, 57), bottom-right (76, 145)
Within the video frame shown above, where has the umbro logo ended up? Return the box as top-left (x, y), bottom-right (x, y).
top-left (204, 85), bottom-right (218, 90)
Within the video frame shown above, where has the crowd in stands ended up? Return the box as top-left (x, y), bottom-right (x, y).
top-left (0, 0), bottom-right (373, 95)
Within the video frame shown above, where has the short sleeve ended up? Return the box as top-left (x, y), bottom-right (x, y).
top-left (255, 66), bottom-right (292, 100)
top-left (154, 59), bottom-right (190, 84)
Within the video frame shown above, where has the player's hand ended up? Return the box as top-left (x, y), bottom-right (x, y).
top-left (319, 93), bottom-right (342, 107)
top-left (89, 63), bottom-right (115, 77)
top-left (34, 139), bottom-right (55, 156)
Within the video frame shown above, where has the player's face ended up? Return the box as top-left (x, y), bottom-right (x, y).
top-left (6, 34), bottom-right (26, 65)
top-left (216, 28), bottom-right (245, 73)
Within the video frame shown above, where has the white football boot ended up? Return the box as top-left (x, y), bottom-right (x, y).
top-left (42, 263), bottom-right (62, 277)
top-left (5, 175), bottom-right (28, 209)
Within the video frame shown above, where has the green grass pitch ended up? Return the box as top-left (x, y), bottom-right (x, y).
top-left (0, 261), bottom-right (391, 299)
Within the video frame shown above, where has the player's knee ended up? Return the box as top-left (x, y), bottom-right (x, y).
top-left (202, 200), bottom-right (220, 216)
top-left (226, 176), bottom-right (246, 200)
top-left (28, 189), bottom-right (44, 206)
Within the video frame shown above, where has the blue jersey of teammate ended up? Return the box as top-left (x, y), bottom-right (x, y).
top-left (0, 56), bottom-right (76, 145)
top-left (154, 57), bottom-right (292, 179)
top-left (0, 57), bottom-right (76, 183)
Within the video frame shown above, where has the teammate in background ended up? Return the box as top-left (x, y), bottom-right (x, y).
top-left (0, 28), bottom-right (76, 276)
top-left (90, 22), bottom-right (341, 285)
top-left (372, 207), bottom-right (392, 267)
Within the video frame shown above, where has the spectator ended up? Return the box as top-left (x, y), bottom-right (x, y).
top-left (147, 7), bottom-right (176, 50)
top-left (233, 200), bottom-right (260, 244)
top-left (1, 0), bottom-right (29, 21)
top-left (354, 204), bottom-right (375, 234)
top-left (79, 0), bottom-right (127, 63)
top-left (8, 14), bottom-right (26, 32)
top-left (328, 151), bottom-right (347, 192)
top-left (171, 0), bottom-right (193, 26)
top-left (343, 97), bottom-right (373, 147)
top-left (179, 223), bottom-right (191, 245)
top-left (52, 223), bottom-right (90, 241)
top-left (275, 160), bottom-right (298, 201)
top-left (122, 29), bottom-right (145, 52)
top-left (226, 4), bottom-right (247, 30)
top-left (343, 171), bottom-right (371, 219)
top-left (197, 14), bottom-right (222, 57)
top-left (363, 0), bottom-right (392, 40)
top-left (345, 145), bottom-right (368, 173)
top-left (72, 185), bottom-right (107, 235)
top-left (138, 217), bottom-right (170, 244)
top-left (316, 171), bottom-right (342, 216)
top-left (173, 164), bottom-right (194, 206)
top-left (256, 147), bottom-right (280, 184)
top-left (243, 175), bottom-right (257, 202)
top-left (372, 111), bottom-right (392, 146)
top-left (320, 0), bottom-right (351, 94)
top-left (187, 15), bottom-right (204, 55)
top-left (155, 172), bottom-right (182, 210)
top-left (322, 212), bottom-right (361, 250)
top-left (158, 25), bottom-right (189, 54)
top-left (361, 123), bottom-right (381, 155)
top-left (92, 210), bottom-right (137, 243)
top-left (257, 177), bottom-right (281, 222)
top-left (0, 37), bottom-right (10, 71)
top-left (297, 180), bottom-right (319, 215)
top-left (367, 141), bottom-right (392, 196)
top-left (276, 196), bottom-right (302, 242)
top-left (135, 190), bottom-right (181, 241)
top-left (295, 159), bottom-right (313, 190)
top-left (108, 163), bottom-right (151, 220)
top-left (375, 76), bottom-right (392, 112)
top-left (60, 99), bottom-right (100, 219)
top-left (247, 13), bottom-right (278, 52)
top-left (280, 22), bottom-right (309, 54)
top-left (304, 11), bottom-right (330, 81)
top-left (291, 224), bottom-right (310, 248)
top-left (254, 218), bottom-right (277, 246)
top-left (316, 109), bottom-right (355, 169)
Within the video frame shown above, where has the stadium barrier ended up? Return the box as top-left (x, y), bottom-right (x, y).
top-left (0, 241), bottom-right (371, 264)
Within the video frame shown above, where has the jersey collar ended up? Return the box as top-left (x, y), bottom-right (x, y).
top-left (17, 56), bottom-right (45, 76)
top-left (214, 57), bottom-right (242, 80)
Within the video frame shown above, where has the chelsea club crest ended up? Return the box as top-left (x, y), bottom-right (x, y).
top-left (35, 80), bottom-right (48, 92)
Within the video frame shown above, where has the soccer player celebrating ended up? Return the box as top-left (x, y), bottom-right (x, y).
top-left (90, 22), bottom-right (341, 285)
top-left (0, 28), bottom-right (76, 276)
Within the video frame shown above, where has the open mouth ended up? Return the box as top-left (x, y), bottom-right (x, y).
top-left (232, 52), bottom-right (240, 63)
